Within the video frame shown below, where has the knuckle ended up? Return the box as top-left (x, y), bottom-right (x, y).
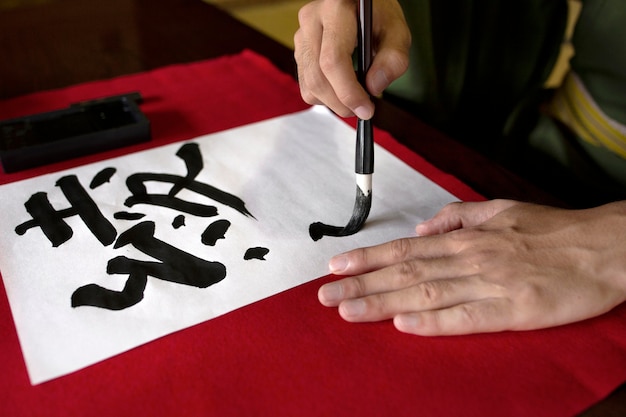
top-left (305, 71), bottom-right (326, 93)
top-left (348, 276), bottom-right (368, 298)
top-left (296, 70), bottom-right (328, 105)
top-left (417, 311), bottom-right (443, 334)
top-left (460, 249), bottom-right (492, 271)
top-left (293, 29), bottom-right (303, 51)
top-left (514, 282), bottom-right (542, 310)
top-left (334, 90), bottom-right (359, 110)
top-left (317, 48), bottom-right (342, 75)
top-left (456, 303), bottom-right (483, 329)
top-left (447, 228), bottom-right (487, 253)
top-left (440, 201), bottom-right (463, 217)
top-left (384, 49), bottom-right (410, 78)
top-left (297, 2), bottom-right (315, 26)
top-left (416, 280), bottom-right (443, 304)
top-left (351, 247), bottom-right (369, 268)
top-left (370, 293), bottom-right (391, 315)
top-left (382, 260), bottom-right (423, 288)
top-left (388, 238), bottom-right (414, 261)
top-left (332, 107), bottom-right (355, 118)
top-left (299, 88), bottom-right (319, 106)
top-left (390, 260), bottom-right (421, 287)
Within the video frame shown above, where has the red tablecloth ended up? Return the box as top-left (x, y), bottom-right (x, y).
top-left (1, 50), bottom-right (625, 417)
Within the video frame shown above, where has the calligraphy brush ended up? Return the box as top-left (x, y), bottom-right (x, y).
top-left (351, 0), bottom-right (374, 231)
top-left (309, 0), bottom-right (373, 241)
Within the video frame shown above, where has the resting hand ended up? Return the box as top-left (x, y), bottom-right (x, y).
top-left (318, 199), bottom-right (626, 335)
top-left (294, 0), bottom-right (411, 120)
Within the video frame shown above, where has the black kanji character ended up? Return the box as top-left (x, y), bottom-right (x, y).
top-left (15, 175), bottom-right (116, 247)
top-left (124, 143), bottom-right (254, 218)
top-left (71, 221), bottom-right (227, 310)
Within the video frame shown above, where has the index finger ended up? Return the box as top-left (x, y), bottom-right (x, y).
top-left (329, 233), bottom-right (459, 275)
top-left (318, 1), bottom-right (373, 119)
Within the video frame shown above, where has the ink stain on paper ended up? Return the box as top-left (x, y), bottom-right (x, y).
top-left (90, 167), bottom-right (116, 189)
top-left (201, 219), bottom-right (231, 246)
top-left (309, 223), bottom-right (343, 241)
top-left (114, 211), bottom-right (146, 221)
top-left (244, 247), bottom-right (269, 261)
top-left (172, 214), bottom-right (186, 229)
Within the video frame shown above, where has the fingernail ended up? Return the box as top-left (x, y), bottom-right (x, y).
top-left (340, 299), bottom-right (365, 318)
top-left (394, 314), bottom-right (419, 331)
top-left (329, 255), bottom-right (348, 273)
top-left (371, 69), bottom-right (389, 96)
top-left (319, 282), bottom-right (343, 304)
top-left (415, 219), bottom-right (433, 236)
top-left (354, 105), bottom-right (373, 120)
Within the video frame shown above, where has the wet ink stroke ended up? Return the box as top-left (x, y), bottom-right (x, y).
top-left (201, 219), bottom-right (231, 246)
top-left (309, 186), bottom-right (371, 241)
top-left (172, 214), bottom-right (186, 229)
top-left (244, 247), bottom-right (269, 261)
top-left (114, 212), bottom-right (146, 221)
top-left (89, 167), bottom-right (116, 189)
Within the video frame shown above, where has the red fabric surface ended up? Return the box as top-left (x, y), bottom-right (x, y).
top-left (1, 50), bottom-right (626, 417)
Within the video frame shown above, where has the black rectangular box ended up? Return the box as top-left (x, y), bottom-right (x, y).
top-left (0, 92), bottom-right (151, 173)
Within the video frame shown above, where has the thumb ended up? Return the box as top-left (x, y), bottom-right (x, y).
top-left (366, 46), bottom-right (409, 96)
top-left (366, 2), bottom-right (411, 96)
top-left (416, 200), bottom-right (519, 236)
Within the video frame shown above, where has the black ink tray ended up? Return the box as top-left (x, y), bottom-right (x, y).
top-left (0, 92), bottom-right (150, 173)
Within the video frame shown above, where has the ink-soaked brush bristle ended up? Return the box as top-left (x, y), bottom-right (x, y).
top-left (309, 186), bottom-right (372, 241)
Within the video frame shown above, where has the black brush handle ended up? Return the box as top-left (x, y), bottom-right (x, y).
top-left (355, 0), bottom-right (373, 175)
top-left (356, 119), bottom-right (373, 174)
top-left (357, 0), bottom-right (372, 85)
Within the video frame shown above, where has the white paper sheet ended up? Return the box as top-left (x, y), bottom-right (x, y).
top-left (0, 107), bottom-right (458, 384)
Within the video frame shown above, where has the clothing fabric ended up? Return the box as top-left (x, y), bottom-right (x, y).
top-left (386, 0), bottom-right (626, 206)
top-left (536, 0), bottom-right (626, 191)
top-left (386, 0), bottom-right (567, 153)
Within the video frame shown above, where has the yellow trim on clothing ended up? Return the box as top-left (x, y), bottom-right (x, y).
top-left (547, 72), bottom-right (626, 159)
